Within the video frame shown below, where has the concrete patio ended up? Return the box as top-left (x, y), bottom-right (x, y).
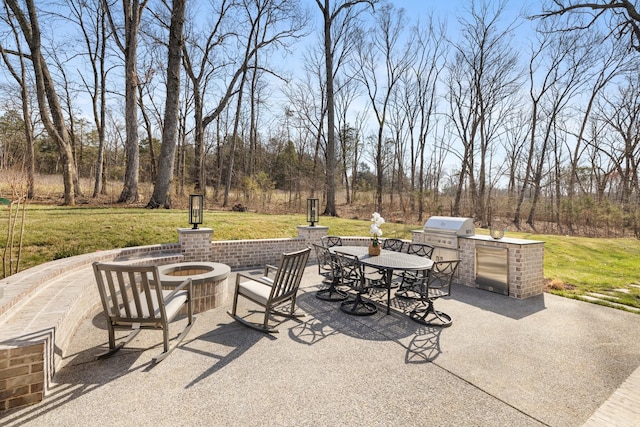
top-left (2, 265), bottom-right (640, 426)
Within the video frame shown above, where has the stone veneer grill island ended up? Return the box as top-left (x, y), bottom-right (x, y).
top-left (413, 218), bottom-right (544, 298)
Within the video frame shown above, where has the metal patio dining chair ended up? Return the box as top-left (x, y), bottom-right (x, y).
top-left (370, 238), bottom-right (406, 289)
top-left (228, 247), bottom-right (311, 333)
top-left (396, 243), bottom-right (436, 299)
top-left (335, 251), bottom-right (377, 316)
top-left (381, 238), bottom-right (405, 252)
top-left (313, 243), bottom-right (348, 302)
top-left (321, 235), bottom-right (343, 247)
top-left (409, 259), bottom-right (460, 327)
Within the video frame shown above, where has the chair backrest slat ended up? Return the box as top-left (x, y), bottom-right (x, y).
top-left (103, 270), bottom-right (121, 316)
top-left (126, 270), bottom-right (144, 318)
top-left (140, 271), bottom-right (157, 320)
top-left (273, 257), bottom-right (292, 296)
top-left (269, 248), bottom-right (310, 303)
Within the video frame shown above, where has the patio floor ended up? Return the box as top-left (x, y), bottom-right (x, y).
top-left (2, 265), bottom-right (640, 427)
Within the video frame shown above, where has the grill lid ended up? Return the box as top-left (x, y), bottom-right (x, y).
top-left (423, 216), bottom-right (475, 236)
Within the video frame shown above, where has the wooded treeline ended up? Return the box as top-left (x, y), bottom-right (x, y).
top-left (0, 0), bottom-right (639, 237)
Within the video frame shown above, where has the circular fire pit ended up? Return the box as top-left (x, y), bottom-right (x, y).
top-left (157, 262), bottom-right (230, 313)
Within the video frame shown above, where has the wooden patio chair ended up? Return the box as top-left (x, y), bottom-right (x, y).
top-left (228, 247), bottom-right (311, 333)
top-left (92, 262), bottom-right (195, 363)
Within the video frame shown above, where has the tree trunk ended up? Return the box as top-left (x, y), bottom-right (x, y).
top-left (193, 89), bottom-right (205, 193)
top-left (223, 71), bottom-right (248, 208)
top-left (0, 14), bottom-right (36, 199)
top-left (147, 0), bottom-right (185, 208)
top-left (6, 0), bottom-right (76, 205)
top-left (322, 2), bottom-right (337, 216)
top-left (137, 82), bottom-right (157, 184)
top-left (116, 0), bottom-right (147, 203)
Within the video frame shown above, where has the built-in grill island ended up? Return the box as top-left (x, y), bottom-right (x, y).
top-left (412, 216), bottom-right (545, 299)
top-left (421, 216), bottom-right (475, 262)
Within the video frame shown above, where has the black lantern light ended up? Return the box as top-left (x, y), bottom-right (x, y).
top-left (189, 194), bottom-right (204, 229)
top-left (307, 198), bottom-right (319, 226)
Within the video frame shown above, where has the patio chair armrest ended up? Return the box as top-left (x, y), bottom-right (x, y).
top-left (236, 272), bottom-right (274, 287)
top-left (163, 277), bottom-right (193, 300)
top-left (264, 264), bottom-right (279, 277)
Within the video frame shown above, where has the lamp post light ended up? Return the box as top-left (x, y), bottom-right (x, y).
top-left (307, 198), bottom-right (319, 227)
top-left (189, 194), bottom-right (204, 229)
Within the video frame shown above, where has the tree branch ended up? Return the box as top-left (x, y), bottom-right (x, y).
top-left (532, 1), bottom-right (640, 51)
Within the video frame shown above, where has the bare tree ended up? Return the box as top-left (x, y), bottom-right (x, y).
top-left (67, 0), bottom-right (111, 197)
top-left (104, 0), bottom-right (149, 203)
top-left (181, 0), bottom-right (306, 207)
top-left (287, 6), bottom-right (362, 205)
top-left (386, 80), bottom-right (409, 215)
top-left (50, 48), bottom-right (84, 197)
top-left (284, 48), bottom-right (327, 198)
top-left (564, 35), bottom-right (632, 232)
top-left (181, 0), bottom-right (234, 195)
top-left (401, 16), bottom-right (447, 221)
top-left (221, 0), bottom-right (307, 208)
top-left (145, 0), bottom-right (185, 208)
top-left (315, 0), bottom-right (378, 216)
top-left (4, 0), bottom-right (78, 205)
top-left (501, 110), bottom-right (529, 209)
top-left (0, 2), bottom-right (35, 199)
top-left (354, 3), bottom-right (414, 213)
top-left (595, 73), bottom-right (640, 212)
top-left (334, 75), bottom-right (363, 205)
top-left (513, 20), bottom-right (595, 228)
top-left (137, 76), bottom-right (159, 183)
top-left (446, 0), bottom-right (521, 223)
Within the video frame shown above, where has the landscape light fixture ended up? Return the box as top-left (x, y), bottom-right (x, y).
top-left (189, 194), bottom-right (204, 229)
top-left (307, 198), bottom-right (319, 227)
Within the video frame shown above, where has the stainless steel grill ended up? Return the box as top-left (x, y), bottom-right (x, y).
top-left (422, 216), bottom-right (475, 261)
top-left (423, 216), bottom-right (475, 238)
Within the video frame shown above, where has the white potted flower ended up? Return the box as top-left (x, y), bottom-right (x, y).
top-left (369, 212), bottom-right (385, 255)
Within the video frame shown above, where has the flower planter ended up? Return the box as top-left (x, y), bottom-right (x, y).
top-left (368, 244), bottom-right (381, 256)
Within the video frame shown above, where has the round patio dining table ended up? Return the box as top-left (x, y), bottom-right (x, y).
top-left (332, 246), bottom-right (433, 314)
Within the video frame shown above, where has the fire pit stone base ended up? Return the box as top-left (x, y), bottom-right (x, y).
top-left (157, 261), bottom-right (230, 313)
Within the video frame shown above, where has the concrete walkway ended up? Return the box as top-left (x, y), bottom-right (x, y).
top-left (2, 266), bottom-right (640, 427)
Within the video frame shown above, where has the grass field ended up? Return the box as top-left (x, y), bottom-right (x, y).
top-left (2, 205), bottom-right (640, 312)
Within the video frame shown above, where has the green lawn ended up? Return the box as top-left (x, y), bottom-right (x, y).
top-left (2, 205), bottom-right (640, 310)
top-left (518, 232), bottom-right (640, 309)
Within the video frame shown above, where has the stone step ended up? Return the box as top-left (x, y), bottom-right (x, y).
top-left (581, 294), bottom-right (640, 313)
